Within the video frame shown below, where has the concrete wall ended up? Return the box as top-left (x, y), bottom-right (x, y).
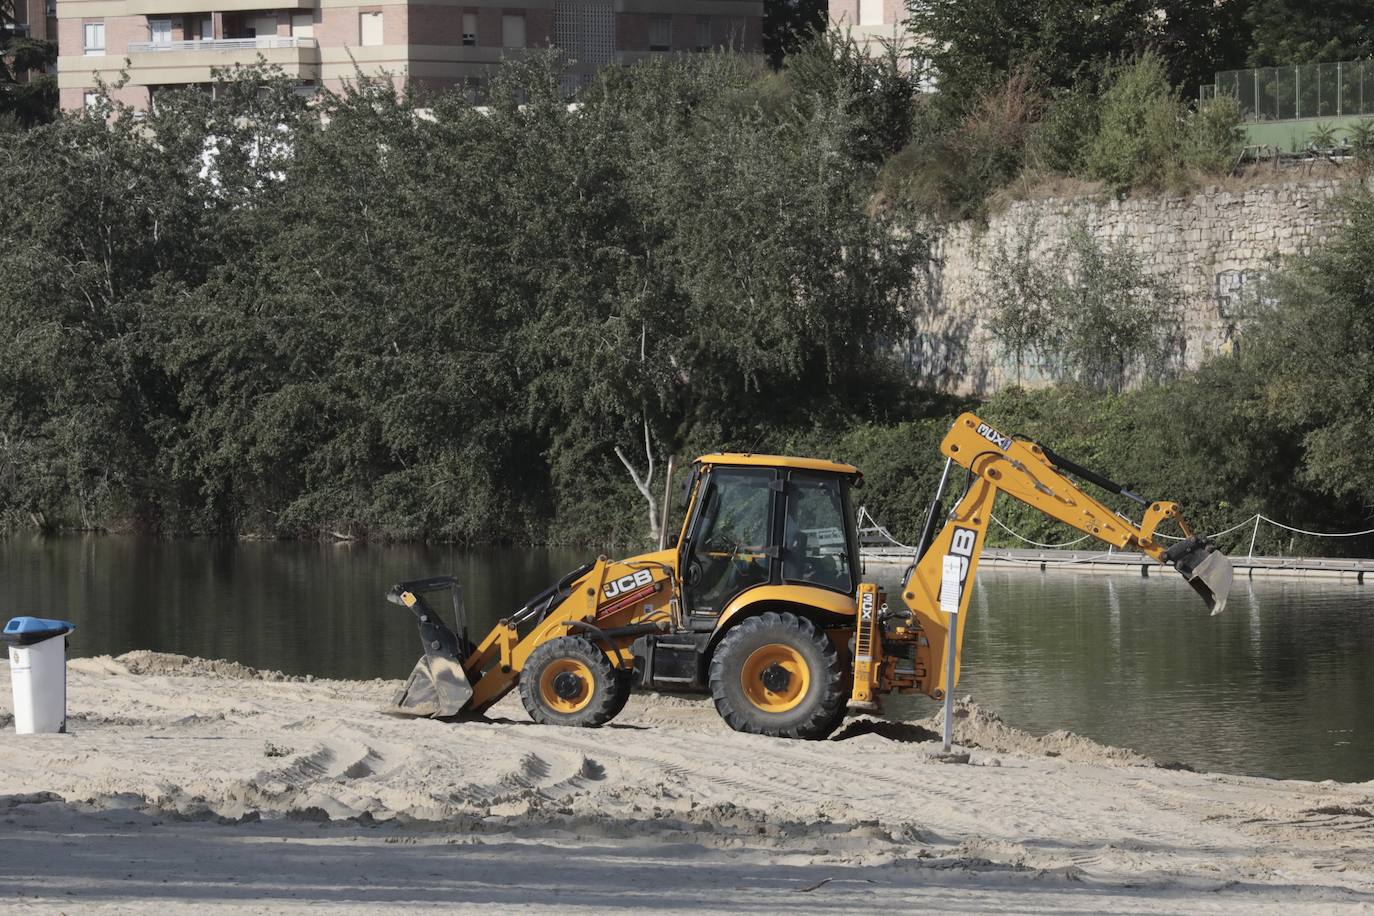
top-left (908, 179), bottom-right (1355, 394)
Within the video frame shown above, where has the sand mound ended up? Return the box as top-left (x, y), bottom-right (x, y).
top-left (921, 697), bottom-right (1154, 767)
top-left (105, 651), bottom-right (302, 681)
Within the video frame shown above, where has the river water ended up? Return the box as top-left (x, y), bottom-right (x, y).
top-left (3, 536), bottom-right (1370, 783)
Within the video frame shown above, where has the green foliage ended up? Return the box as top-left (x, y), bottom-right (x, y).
top-left (1046, 227), bottom-right (1182, 392)
top-left (980, 220), bottom-right (1182, 392)
top-left (781, 32), bottom-right (920, 167)
top-left (0, 0), bottom-right (57, 128)
top-left (1242, 190), bottom-right (1374, 506)
top-left (879, 71), bottom-right (1039, 220)
top-left (1029, 82), bottom-right (1100, 174)
top-left (1349, 119), bottom-right (1374, 175)
top-left (0, 56), bottom-right (929, 544)
top-left (1308, 121), bottom-right (1338, 149)
top-left (1179, 93), bottom-right (1244, 174)
top-left (904, 0), bottom-right (1154, 118)
top-left (763, 0), bottom-right (827, 69)
top-left (1085, 54), bottom-right (1184, 193)
top-left (975, 217), bottom-right (1057, 383)
top-left (1245, 0), bottom-right (1374, 67)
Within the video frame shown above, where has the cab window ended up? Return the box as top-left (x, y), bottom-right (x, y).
top-left (684, 468), bottom-right (774, 614)
top-left (782, 473), bottom-right (853, 594)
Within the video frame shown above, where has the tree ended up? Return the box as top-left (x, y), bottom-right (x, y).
top-left (1244, 191), bottom-right (1374, 504)
top-left (0, 0), bottom-right (57, 128)
top-left (763, 0), bottom-right (827, 69)
top-left (1043, 226), bottom-right (1182, 393)
top-left (1151, 0), bottom-right (1252, 96)
top-left (977, 217), bottom-right (1057, 385)
top-left (905, 0), bottom-right (1154, 115)
top-left (1245, 0), bottom-right (1374, 67)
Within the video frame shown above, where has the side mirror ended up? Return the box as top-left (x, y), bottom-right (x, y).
top-left (667, 533), bottom-right (680, 549)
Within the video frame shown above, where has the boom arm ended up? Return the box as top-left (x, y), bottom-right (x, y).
top-left (900, 412), bottom-right (1233, 700)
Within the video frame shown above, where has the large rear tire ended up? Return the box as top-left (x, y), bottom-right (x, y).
top-left (708, 611), bottom-right (846, 740)
top-left (520, 637), bottom-right (624, 728)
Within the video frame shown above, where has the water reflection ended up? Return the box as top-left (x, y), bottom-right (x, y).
top-left (2, 536), bottom-right (1370, 782)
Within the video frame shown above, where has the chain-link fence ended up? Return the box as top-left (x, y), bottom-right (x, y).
top-left (1203, 60), bottom-right (1374, 121)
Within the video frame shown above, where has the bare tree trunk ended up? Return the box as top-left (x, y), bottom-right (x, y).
top-left (615, 414), bottom-right (660, 545)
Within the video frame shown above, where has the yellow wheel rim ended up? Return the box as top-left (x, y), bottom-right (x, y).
top-left (539, 658), bottom-right (595, 714)
top-left (740, 644), bottom-right (810, 714)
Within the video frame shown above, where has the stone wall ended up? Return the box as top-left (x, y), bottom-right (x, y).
top-left (906, 178), bottom-right (1355, 394)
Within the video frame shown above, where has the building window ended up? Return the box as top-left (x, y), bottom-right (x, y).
top-left (858, 0), bottom-right (883, 26)
top-left (725, 17), bottom-right (744, 47)
top-left (148, 18), bottom-right (172, 44)
top-left (501, 13), bottom-right (524, 48)
top-left (83, 90), bottom-right (98, 108)
top-left (290, 12), bottom-right (312, 38)
top-left (462, 11), bottom-right (476, 45)
top-left (648, 16), bottom-right (670, 51)
top-left (199, 15), bottom-right (213, 39)
top-left (695, 17), bottom-right (710, 51)
top-left (82, 21), bottom-right (105, 55)
top-left (359, 10), bottom-right (383, 45)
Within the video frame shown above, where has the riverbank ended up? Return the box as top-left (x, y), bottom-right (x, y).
top-left (1, 654), bottom-right (1371, 912)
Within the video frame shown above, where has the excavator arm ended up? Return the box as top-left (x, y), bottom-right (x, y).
top-left (897, 412), bottom-right (1233, 700)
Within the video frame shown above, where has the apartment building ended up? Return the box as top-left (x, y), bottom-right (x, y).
top-left (828, 0), bottom-right (911, 63)
top-left (56, 0), bottom-right (763, 110)
top-left (8, 0), bottom-right (58, 48)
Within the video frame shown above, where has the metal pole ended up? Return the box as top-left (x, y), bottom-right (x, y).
top-left (1248, 515), bottom-right (1261, 561)
top-left (942, 607), bottom-right (958, 753)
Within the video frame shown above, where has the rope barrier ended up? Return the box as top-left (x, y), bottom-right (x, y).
top-left (1256, 514), bottom-right (1374, 538)
top-left (858, 505), bottom-right (1374, 560)
top-left (990, 514), bottom-right (1093, 548)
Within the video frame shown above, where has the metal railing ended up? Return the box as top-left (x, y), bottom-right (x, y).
top-left (1201, 59), bottom-right (1374, 122)
top-left (127, 36), bottom-right (318, 53)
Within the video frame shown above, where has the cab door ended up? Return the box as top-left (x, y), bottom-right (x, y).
top-left (680, 467), bottom-right (778, 618)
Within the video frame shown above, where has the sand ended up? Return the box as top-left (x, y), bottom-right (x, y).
top-left (1, 652), bottom-right (1371, 914)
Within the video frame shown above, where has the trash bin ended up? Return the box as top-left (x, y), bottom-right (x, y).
top-left (3, 617), bottom-right (76, 734)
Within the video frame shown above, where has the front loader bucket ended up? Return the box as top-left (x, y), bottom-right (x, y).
top-left (383, 576), bottom-right (477, 719)
top-left (1163, 537), bottom-right (1233, 615)
top-left (387, 652), bottom-right (473, 718)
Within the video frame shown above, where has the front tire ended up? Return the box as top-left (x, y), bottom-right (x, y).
top-left (520, 637), bottom-right (624, 728)
top-left (709, 611), bottom-right (846, 740)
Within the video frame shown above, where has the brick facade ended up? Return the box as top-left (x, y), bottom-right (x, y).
top-left (55, 0), bottom-right (764, 109)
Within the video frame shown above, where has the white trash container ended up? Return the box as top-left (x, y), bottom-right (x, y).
top-left (4, 617), bottom-right (76, 734)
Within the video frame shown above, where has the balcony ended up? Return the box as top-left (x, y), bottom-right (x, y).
top-left (125, 36), bottom-right (319, 85)
top-left (128, 0), bottom-right (313, 13)
top-left (127, 36), bottom-right (315, 53)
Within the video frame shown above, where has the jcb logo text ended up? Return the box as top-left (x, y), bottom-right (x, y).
top-left (603, 569), bottom-right (654, 599)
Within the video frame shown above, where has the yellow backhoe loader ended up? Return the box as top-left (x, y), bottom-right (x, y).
top-left (386, 412), bottom-right (1232, 738)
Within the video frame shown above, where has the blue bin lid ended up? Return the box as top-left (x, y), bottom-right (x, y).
top-left (2, 616), bottom-right (76, 646)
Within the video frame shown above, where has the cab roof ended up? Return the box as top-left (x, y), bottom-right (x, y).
top-left (694, 453), bottom-right (861, 477)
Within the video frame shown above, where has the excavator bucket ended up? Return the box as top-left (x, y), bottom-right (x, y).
top-left (1163, 537), bottom-right (1233, 615)
top-left (389, 651), bottom-right (472, 718)
top-left (383, 577), bottom-right (476, 718)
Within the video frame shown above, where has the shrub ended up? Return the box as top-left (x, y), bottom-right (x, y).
top-left (1029, 82), bottom-right (1101, 175)
top-left (880, 71), bottom-right (1040, 220)
top-left (1084, 54), bottom-right (1183, 193)
top-left (1180, 93), bottom-right (1244, 175)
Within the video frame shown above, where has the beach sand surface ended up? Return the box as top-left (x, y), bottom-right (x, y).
top-left (1, 652), bottom-right (1371, 913)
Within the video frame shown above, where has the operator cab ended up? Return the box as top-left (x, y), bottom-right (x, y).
top-left (679, 454), bottom-right (863, 624)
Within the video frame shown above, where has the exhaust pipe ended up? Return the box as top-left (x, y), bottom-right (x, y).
top-left (1163, 537), bottom-right (1233, 615)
